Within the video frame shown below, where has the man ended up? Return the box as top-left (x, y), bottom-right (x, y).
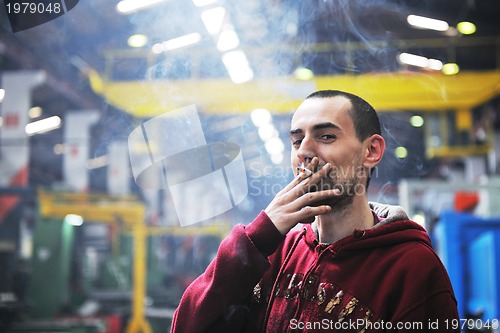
top-left (171, 90), bottom-right (459, 332)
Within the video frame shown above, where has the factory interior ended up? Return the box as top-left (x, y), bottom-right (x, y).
top-left (1, 0), bottom-right (500, 332)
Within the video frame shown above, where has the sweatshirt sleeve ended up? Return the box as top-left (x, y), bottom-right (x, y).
top-left (390, 242), bottom-right (461, 333)
top-left (395, 290), bottom-right (460, 332)
top-left (170, 211), bottom-right (285, 333)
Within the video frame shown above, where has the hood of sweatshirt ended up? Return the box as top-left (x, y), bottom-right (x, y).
top-left (304, 202), bottom-right (431, 257)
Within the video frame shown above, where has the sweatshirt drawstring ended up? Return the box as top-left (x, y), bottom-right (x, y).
top-left (261, 227), bottom-right (307, 332)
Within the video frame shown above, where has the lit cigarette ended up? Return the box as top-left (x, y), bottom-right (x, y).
top-left (297, 162), bottom-right (313, 176)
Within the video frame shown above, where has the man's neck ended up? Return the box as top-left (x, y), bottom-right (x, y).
top-left (316, 197), bottom-right (374, 244)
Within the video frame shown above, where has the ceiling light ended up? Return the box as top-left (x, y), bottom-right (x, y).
top-left (128, 34), bottom-right (148, 48)
top-left (412, 214), bottom-right (426, 227)
top-left (410, 115), bottom-right (424, 128)
top-left (294, 67), bottom-right (314, 80)
top-left (64, 214), bottom-right (84, 226)
top-left (0, 89), bottom-right (5, 102)
top-left (192, 0), bottom-right (218, 7)
top-left (152, 33), bottom-right (202, 54)
top-left (217, 28), bottom-right (240, 52)
top-left (221, 50), bottom-right (254, 84)
top-left (457, 21), bottom-right (476, 35)
top-left (395, 146), bottom-right (408, 159)
top-left (53, 143), bottom-right (64, 155)
top-left (399, 53), bottom-right (428, 67)
top-left (25, 116), bottom-right (61, 136)
top-left (28, 106), bottom-right (43, 118)
top-left (116, 0), bottom-right (166, 14)
top-left (442, 63), bottom-right (460, 75)
top-left (407, 15), bottom-right (449, 32)
top-left (398, 53), bottom-right (442, 70)
top-left (265, 137), bottom-right (285, 155)
top-left (270, 153), bottom-right (284, 165)
top-left (201, 6), bottom-right (226, 35)
top-left (258, 123), bottom-right (278, 141)
top-left (250, 108), bottom-right (272, 127)
top-left (427, 59), bottom-right (443, 71)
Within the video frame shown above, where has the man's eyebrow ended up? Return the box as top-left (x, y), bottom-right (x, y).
top-left (312, 122), bottom-right (340, 131)
top-left (290, 122), bottom-right (340, 136)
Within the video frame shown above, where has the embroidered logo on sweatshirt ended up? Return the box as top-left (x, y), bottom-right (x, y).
top-left (253, 273), bottom-right (377, 330)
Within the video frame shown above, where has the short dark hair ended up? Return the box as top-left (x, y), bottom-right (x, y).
top-left (305, 90), bottom-right (382, 187)
top-left (306, 90), bottom-right (381, 142)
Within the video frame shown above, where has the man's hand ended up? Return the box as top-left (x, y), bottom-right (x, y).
top-left (264, 157), bottom-right (340, 235)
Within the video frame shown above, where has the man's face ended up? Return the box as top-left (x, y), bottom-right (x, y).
top-left (289, 96), bottom-right (368, 208)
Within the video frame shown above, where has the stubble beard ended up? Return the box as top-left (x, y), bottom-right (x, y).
top-left (309, 163), bottom-right (366, 212)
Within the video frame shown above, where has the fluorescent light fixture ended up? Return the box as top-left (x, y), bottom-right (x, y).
top-left (265, 137), bottom-right (285, 155)
top-left (116, 0), bottom-right (166, 14)
top-left (398, 53), bottom-right (442, 70)
top-left (25, 116), bottom-right (61, 136)
top-left (201, 6), bottom-right (226, 35)
top-left (427, 59), bottom-right (443, 71)
top-left (250, 108), bottom-right (272, 127)
top-left (270, 153), bottom-right (283, 165)
top-left (457, 21), bottom-right (476, 35)
top-left (217, 28), bottom-right (240, 52)
top-left (64, 214), bottom-right (84, 226)
top-left (222, 50), bottom-right (254, 84)
top-left (128, 34), bottom-right (148, 48)
top-left (192, 0), bottom-right (218, 7)
top-left (258, 123), bottom-right (278, 141)
top-left (152, 33), bottom-right (202, 54)
top-left (399, 53), bottom-right (428, 67)
top-left (407, 15), bottom-right (449, 32)
top-left (0, 89), bottom-right (5, 102)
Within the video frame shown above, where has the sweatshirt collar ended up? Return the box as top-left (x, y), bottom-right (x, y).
top-left (308, 202), bottom-right (412, 245)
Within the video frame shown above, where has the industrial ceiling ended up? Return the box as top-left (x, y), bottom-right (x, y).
top-left (0, 0), bottom-right (500, 206)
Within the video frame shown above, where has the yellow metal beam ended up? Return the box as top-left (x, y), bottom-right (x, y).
top-left (89, 70), bottom-right (500, 117)
top-left (38, 190), bottom-right (145, 225)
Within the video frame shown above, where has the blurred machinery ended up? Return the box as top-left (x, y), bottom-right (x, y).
top-left (399, 177), bottom-right (500, 328)
top-left (434, 212), bottom-right (500, 326)
top-left (1, 189), bottom-right (228, 333)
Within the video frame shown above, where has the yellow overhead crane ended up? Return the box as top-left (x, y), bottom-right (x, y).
top-left (38, 189), bottom-right (229, 333)
top-left (89, 69), bottom-right (500, 116)
top-left (87, 42), bottom-right (500, 159)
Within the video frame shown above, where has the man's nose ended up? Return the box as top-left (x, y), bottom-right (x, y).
top-left (296, 136), bottom-right (315, 163)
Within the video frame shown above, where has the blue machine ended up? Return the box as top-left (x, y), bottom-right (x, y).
top-left (433, 211), bottom-right (500, 321)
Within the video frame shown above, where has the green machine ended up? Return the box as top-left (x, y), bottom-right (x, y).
top-left (27, 217), bottom-right (75, 319)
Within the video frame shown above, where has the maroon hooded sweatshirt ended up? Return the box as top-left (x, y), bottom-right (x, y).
top-left (171, 203), bottom-right (459, 333)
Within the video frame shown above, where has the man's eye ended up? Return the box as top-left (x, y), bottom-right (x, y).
top-left (320, 134), bottom-right (336, 141)
top-left (292, 139), bottom-right (302, 147)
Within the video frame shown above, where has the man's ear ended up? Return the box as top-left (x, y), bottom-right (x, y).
top-left (363, 134), bottom-right (385, 169)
